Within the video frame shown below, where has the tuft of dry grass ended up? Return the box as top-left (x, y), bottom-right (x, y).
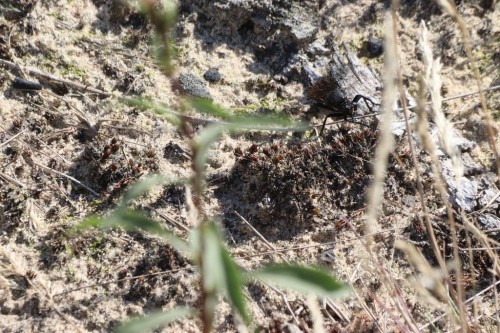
top-left (368, 3), bottom-right (500, 331)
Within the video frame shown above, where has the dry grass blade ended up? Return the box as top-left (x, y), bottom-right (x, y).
top-left (307, 296), bottom-right (326, 333)
top-left (420, 280), bottom-right (500, 330)
top-left (235, 211), bottom-right (276, 252)
top-left (0, 171), bottom-right (25, 188)
top-left (364, 13), bottom-right (396, 241)
top-left (0, 245), bottom-right (26, 290)
top-left (461, 214), bottom-right (500, 277)
top-left (53, 266), bottom-right (194, 298)
top-left (31, 160), bottom-right (101, 198)
top-left (416, 22), bottom-right (468, 330)
top-left (435, 0), bottom-right (499, 176)
top-left (360, 7), bottom-right (424, 331)
top-left (419, 22), bottom-right (463, 184)
top-left (395, 240), bottom-right (448, 306)
top-left (0, 128), bottom-right (27, 148)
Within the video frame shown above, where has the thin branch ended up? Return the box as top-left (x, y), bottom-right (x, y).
top-left (0, 172), bottom-right (25, 188)
top-left (0, 129), bottom-right (27, 148)
top-left (31, 160), bottom-right (101, 197)
top-left (0, 58), bottom-right (111, 97)
top-left (235, 211), bottom-right (275, 251)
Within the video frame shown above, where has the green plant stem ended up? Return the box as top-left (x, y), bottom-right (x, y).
top-left (198, 241), bottom-right (210, 333)
top-left (183, 116), bottom-right (211, 331)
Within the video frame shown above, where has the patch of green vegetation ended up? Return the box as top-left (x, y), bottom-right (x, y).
top-left (88, 236), bottom-right (107, 258)
top-left (61, 64), bottom-right (87, 79)
top-left (49, 11), bottom-right (64, 21)
top-left (135, 64), bottom-right (145, 72)
top-left (233, 96), bottom-right (287, 115)
top-left (65, 268), bottom-right (81, 283)
top-left (64, 242), bottom-right (74, 257)
top-left (122, 34), bottom-right (141, 49)
top-left (90, 199), bottom-right (104, 207)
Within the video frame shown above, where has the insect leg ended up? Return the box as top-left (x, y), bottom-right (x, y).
top-left (320, 114), bottom-right (335, 136)
top-left (352, 94), bottom-right (377, 113)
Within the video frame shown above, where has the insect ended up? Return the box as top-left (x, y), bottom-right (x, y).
top-left (308, 76), bottom-right (378, 135)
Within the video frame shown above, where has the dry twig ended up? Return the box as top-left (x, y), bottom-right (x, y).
top-left (0, 58), bottom-right (111, 97)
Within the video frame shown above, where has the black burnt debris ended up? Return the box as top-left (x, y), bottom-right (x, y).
top-left (217, 127), bottom-right (379, 240)
top-left (69, 137), bottom-right (159, 199)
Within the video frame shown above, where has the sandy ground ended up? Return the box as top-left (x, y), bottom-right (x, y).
top-left (0, 0), bottom-right (499, 332)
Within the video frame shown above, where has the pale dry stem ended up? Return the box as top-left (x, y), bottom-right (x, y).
top-left (416, 23), bottom-right (468, 330)
top-left (360, 10), bottom-right (420, 331)
top-left (436, 0), bottom-right (500, 176)
top-left (419, 22), bottom-right (463, 184)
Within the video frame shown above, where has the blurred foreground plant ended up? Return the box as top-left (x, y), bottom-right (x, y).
top-left (76, 1), bottom-right (350, 332)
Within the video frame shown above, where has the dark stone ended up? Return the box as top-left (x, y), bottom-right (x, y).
top-left (203, 68), bottom-right (222, 83)
top-left (177, 73), bottom-right (212, 99)
top-left (12, 77), bottom-right (42, 91)
top-left (364, 39), bottom-right (384, 58)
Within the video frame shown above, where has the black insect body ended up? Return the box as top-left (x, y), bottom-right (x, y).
top-left (308, 77), bottom-right (378, 135)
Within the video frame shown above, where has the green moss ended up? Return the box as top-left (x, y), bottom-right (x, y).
top-left (60, 65), bottom-right (87, 79)
top-left (90, 199), bottom-right (104, 207)
top-left (89, 236), bottom-right (107, 259)
top-left (64, 242), bottom-right (74, 257)
top-left (49, 11), bottom-right (64, 21)
top-left (65, 268), bottom-right (81, 283)
top-left (135, 64), bottom-right (145, 72)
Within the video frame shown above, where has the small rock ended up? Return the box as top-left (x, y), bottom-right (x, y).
top-left (462, 153), bottom-right (484, 175)
top-left (282, 54), bottom-right (306, 79)
top-left (477, 214), bottom-right (500, 238)
top-left (448, 177), bottom-right (479, 212)
top-left (364, 39), bottom-right (384, 58)
top-left (308, 40), bottom-right (330, 56)
top-left (178, 73), bottom-right (212, 99)
top-left (203, 68), bottom-right (222, 83)
top-left (163, 142), bottom-right (189, 164)
top-left (302, 65), bottom-right (322, 85)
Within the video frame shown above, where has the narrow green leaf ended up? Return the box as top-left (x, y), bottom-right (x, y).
top-left (120, 97), bottom-right (180, 126)
top-left (109, 209), bottom-right (169, 235)
top-left (194, 124), bottom-right (227, 173)
top-left (74, 209), bottom-right (190, 255)
top-left (201, 221), bottom-right (225, 293)
top-left (189, 98), bottom-right (234, 120)
top-left (252, 264), bottom-right (351, 298)
top-left (73, 216), bottom-right (103, 232)
top-left (112, 209), bottom-right (190, 254)
top-left (116, 307), bottom-right (193, 333)
top-left (201, 221), bottom-right (249, 323)
top-left (121, 175), bottom-right (183, 206)
top-left (221, 247), bottom-right (250, 323)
